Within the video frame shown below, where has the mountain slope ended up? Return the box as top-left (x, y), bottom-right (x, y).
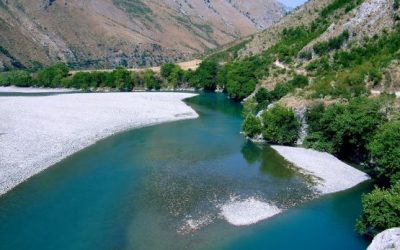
top-left (0, 0), bottom-right (286, 70)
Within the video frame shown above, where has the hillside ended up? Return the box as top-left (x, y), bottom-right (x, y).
top-left (206, 0), bottom-right (400, 102)
top-left (0, 0), bottom-right (287, 71)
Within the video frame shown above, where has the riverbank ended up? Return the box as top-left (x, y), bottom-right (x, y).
top-left (271, 146), bottom-right (370, 194)
top-left (0, 92), bottom-right (198, 195)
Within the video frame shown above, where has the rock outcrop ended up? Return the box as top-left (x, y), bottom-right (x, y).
top-left (367, 228), bottom-right (400, 250)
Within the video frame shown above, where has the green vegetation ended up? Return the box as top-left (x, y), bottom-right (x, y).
top-left (313, 31), bottom-right (350, 56)
top-left (188, 61), bottom-right (219, 90)
top-left (160, 63), bottom-right (185, 88)
top-left (394, 0), bottom-right (399, 10)
top-left (143, 69), bottom-right (160, 90)
top-left (218, 59), bottom-right (260, 100)
top-left (112, 0), bottom-right (152, 16)
top-left (198, 0), bottom-right (364, 102)
top-left (242, 114), bottom-right (263, 138)
top-left (0, 70), bottom-right (32, 87)
top-left (304, 97), bottom-right (387, 161)
top-left (0, 64), bottom-right (165, 91)
top-left (252, 75), bottom-right (309, 111)
top-left (303, 99), bottom-right (400, 238)
top-left (309, 25), bottom-right (400, 98)
top-left (36, 64), bottom-right (69, 87)
top-left (320, 0), bottom-right (363, 17)
top-left (356, 181), bottom-right (400, 236)
top-left (368, 121), bottom-right (400, 180)
top-left (262, 105), bottom-right (300, 145)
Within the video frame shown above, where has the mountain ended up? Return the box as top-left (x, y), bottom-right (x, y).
top-left (0, 0), bottom-right (287, 71)
top-left (207, 0), bottom-right (400, 101)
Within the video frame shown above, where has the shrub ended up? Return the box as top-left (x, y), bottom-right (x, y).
top-left (143, 69), bottom-right (160, 90)
top-left (242, 114), bottom-right (262, 138)
top-left (313, 31), bottom-right (350, 56)
top-left (356, 181), bottom-right (400, 236)
top-left (394, 0), bottom-right (399, 10)
top-left (220, 59), bottom-right (262, 101)
top-left (255, 88), bottom-right (272, 104)
top-left (304, 98), bottom-right (387, 161)
top-left (161, 63), bottom-right (185, 88)
top-left (0, 70), bottom-right (32, 87)
top-left (113, 68), bottom-right (133, 91)
top-left (262, 105), bottom-right (300, 145)
top-left (160, 63), bottom-right (176, 79)
top-left (368, 121), bottom-right (400, 180)
top-left (298, 50), bottom-right (312, 60)
top-left (36, 64), bottom-right (69, 87)
top-left (305, 103), bottom-right (325, 132)
top-left (270, 82), bottom-right (293, 100)
top-left (290, 75), bottom-right (309, 88)
top-left (303, 132), bottom-right (335, 153)
top-left (190, 60), bottom-right (219, 90)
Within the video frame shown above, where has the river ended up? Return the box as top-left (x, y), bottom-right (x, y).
top-left (0, 93), bottom-right (370, 249)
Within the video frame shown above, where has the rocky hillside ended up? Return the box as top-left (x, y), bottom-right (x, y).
top-left (240, 0), bottom-right (396, 57)
top-left (212, 0), bottom-right (400, 101)
top-left (0, 0), bottom-right (287, 71)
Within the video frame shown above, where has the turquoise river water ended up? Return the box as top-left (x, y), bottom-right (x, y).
top-left (0, 93), bottom-right (371, 249)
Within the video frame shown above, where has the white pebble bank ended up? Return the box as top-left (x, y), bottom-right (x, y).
top-left (0, 92), bottom-right (198, 195)
top-left (271, 146), bottom-right (370, 194)
top-left (220, 197), bottom-right (281, 226)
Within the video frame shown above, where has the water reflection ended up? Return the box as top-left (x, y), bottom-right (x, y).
top-left (241, 141), bottom-right (296, 179)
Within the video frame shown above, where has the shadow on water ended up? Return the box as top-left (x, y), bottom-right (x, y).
top-left (0, 93), bottom-right (371, 250)
top-left (241, 141), bottom-right (296, 179)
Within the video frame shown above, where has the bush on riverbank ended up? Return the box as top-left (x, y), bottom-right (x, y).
top-left (368, 121), bottom-right (400, 181)
top-left (262, 105), bottom-right (300, 145)
top-left (187, 60), bottom-right (219, 91)
top-left (356, 181), bottom-right (400, 236)
top-left (242, 114), bottom-right (263, 138)
top-left (0, 70), bottom-right (33, 87)
top-left (304, 97), bottom-right (387, 162)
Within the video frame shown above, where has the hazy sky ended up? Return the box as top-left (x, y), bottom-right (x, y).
top-left (280, 0), bottom-right (307, 8)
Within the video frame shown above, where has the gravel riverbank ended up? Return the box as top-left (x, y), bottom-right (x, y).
top-left (271, 146), bottom-right (370, 194)
top-left (0, 92), bottom-right (198, 195)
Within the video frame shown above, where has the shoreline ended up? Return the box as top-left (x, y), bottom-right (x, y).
top-left (0, 86), bottom-right (77, 93)
top-left (0, 92), bottom-right (199, 195)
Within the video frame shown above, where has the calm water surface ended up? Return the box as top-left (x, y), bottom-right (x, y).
top-left (0, 93), bottom-right (370, 249)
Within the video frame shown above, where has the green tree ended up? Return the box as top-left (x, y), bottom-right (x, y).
top-left (368, 121), bottom-right (400, 180)
top-left (242, 114), bottom-right (262, 138)
top-left (0, 70), bottom-right (33, 87)
top-left (255, 88), bottom-right (272, 104)
top-left (160, 63), bottom-right (176, 79)
top-left (195, 60), bottom-right (219, 91)
top-left (36, 64), bottom-right (69, 87)
top-left (70, 72), bottom-right (93, 89)
top-left (304, 98), bottom-right (386, 161)
top-left (356, 181), bottom-right (400, 236)
top-left (169, 66), bottom-right (185, 88)
top-left (113, 68), bottom-right (133, 91)
top-left (143, 70), bottom-right (160, 90)
top-left (221, 60), bottom-right (259, 101)
top-left (262, 105), bottom-right (300, 145)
